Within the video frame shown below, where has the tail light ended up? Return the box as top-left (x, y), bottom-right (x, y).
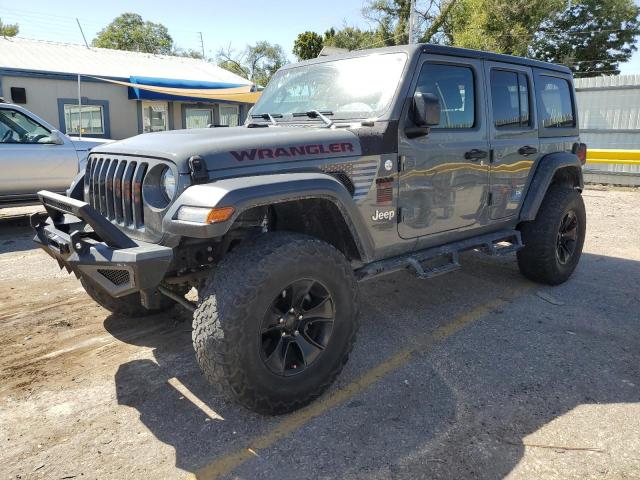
top-left (573, 143), bottom-right (587, 165)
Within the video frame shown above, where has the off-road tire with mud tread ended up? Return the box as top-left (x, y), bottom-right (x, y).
top-left (517, 184), bottom-right (586, 285)
top-left (192, 232), bottom-right (359, 415)
top-left (80, 277), bottom-right (175, 317)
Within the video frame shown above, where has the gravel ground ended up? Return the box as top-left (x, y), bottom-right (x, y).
top-left (0, 187), bottom-right (638, 480)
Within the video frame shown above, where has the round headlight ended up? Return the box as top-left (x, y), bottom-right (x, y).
top-left (161, 168), bottom-right (176, 201)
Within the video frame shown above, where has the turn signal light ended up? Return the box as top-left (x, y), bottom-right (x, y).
top-left (176, 206), bottom-right (235, 224)
top-left (206, 206), bottom-right (235, 224)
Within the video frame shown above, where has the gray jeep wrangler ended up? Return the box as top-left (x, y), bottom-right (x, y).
top-left (33, 44), bottom-right (587, 414)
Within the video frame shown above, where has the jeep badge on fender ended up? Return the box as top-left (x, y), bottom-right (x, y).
top-left (372, 209), bottom-right (395, 221)
top-left (33, 44), bottom-right (586, 415)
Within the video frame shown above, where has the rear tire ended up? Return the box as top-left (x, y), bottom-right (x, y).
top-left (517, 184), bottom-right (586, 285)
top-left (192, 232), bottom-right (359, 415)
top-left (80, 277), bottom-right (175, 317)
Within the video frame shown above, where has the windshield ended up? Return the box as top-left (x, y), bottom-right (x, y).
top-left (252, 52), bottom-right (408, 120)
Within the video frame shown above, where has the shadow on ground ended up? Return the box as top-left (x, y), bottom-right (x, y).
top-left (107, 251), bottom-right (640, 479)
top-left (0, 224), bottom-right (38, 254)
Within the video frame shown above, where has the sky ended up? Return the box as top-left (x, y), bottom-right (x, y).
top-left (1, 0), bottom-right (639, 74)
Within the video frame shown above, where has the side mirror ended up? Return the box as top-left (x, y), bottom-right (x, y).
top-left (48, 130), bottom-right (65, 145)
top-left (407, 92), bottom-right (441, 139)
top-left (413, 92), bottom-right (441, 127)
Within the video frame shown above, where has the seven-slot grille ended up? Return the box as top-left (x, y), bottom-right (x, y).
top-left (84, 156), bottom-right (148, 229)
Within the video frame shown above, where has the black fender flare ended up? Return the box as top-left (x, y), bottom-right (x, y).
top-left (163, 172), bottom-right (375, 261)
top-left (519, 151), bottom-right (584, 222)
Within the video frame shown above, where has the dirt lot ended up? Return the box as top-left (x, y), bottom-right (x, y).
top-left (1, 188), bottom-right (639, 480)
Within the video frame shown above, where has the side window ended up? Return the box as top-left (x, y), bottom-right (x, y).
top-left (220, 104), bottom-right (240, 127)
top-left (142, 101), bottom-right (168, 133)
top-left (415, 63), bottom-right (475, 129)
top-left (537, 76), bottom-right (575, 128)
top-left (63, 104), bottom-right (105, 135)
top-left (0, 109), bottom-right (52, 144)
top-left (490, 70), bottom-right (531, 129)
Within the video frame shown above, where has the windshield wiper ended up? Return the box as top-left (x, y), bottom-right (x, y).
top-left (250, 113), bottom-right (282, 126)
top-left (292, 110), bottom-right (334, 127)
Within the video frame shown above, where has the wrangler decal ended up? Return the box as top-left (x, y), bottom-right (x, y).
top-left (230, 142), bottom-right (355, 161)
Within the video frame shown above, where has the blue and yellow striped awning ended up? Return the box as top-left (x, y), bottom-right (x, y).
top-left (90, 75), bottom-right (261, 103)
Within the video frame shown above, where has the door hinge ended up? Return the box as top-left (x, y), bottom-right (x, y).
top-left (487, 192), bottom-right (493, 206)
top-left (397, 206), bottom-right (402, 223)
top-left (489, 149), bottom-right (495, 164)
top-left (397, 155), bottom-right (404, 172)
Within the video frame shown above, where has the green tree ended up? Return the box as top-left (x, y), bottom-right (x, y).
top-left (363, 0), bottom-right (459, 46)
top-left (172, 48), bottom-right (206, 59)
top-left (293, 31), bottom-right (324, 60)
top-left (0, 18), bottom-right (19, 37)
top-left (445, 0), bottom-right (563, 56)
top-left (92, 13), bottom-right (173, 54)
top-left (530, 0), bottom-right (640, 77)
top-left (217, 41), bottom-right (288, 86)
top-left (292, 1), bottom-right (459, 54)
top-left (323, 26), bottom-right (379, 50)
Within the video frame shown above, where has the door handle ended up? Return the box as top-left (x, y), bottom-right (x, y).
top-left (518, 145), bottom-right (538, 156)
top-left (464, 149), bottom-right (488, 161)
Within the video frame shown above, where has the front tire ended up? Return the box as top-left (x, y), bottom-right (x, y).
top-left (192, 232), bottom-right (359, 415)
top-left (517, 184), bottom-right (586, 285)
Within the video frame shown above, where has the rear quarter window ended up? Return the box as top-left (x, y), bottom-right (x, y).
top-left (536, 76), bottom-right (575, 128)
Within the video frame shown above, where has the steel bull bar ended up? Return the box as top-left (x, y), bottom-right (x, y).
top-left (32, 191), bottom-right (173, 306)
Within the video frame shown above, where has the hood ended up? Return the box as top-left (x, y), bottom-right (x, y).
top-left (70, 137), bottom-right (114, 151)
top-left (90, 125), bottom-right (362, 174)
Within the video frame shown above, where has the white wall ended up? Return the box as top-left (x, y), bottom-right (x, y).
top-left (1, 75), bottom-right (138, 139)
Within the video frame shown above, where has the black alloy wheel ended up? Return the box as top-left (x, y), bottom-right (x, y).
top-left (556, 210), bottom-right (579, 265)
top-left (260, 279), bottom-right (335, 376)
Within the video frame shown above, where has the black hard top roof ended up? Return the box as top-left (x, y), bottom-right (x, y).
top-left (290, 43), bottom-right (572, 75)
top-left (419, 44), bottom-right (572, 74)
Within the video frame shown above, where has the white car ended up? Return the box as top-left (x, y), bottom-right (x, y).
top-left (0, 101), bottom-right (111, 207)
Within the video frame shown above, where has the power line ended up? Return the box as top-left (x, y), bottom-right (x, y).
top-left (355, 27), bottom-right (635, 51)
top-left (356, 31), bottom-right (407, 51)
top-left (0, 6), bottom-right (218, 37)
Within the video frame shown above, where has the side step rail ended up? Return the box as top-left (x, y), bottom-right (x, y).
top-left (406, 252), bottom-right (460, 279)
top-left (356, 229), bottom-right (523, 282)
top-left (480, 230), bottom-right (523, 256)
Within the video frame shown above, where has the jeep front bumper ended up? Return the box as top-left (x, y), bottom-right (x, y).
top-left (32, 191), bottom-right (173, 299)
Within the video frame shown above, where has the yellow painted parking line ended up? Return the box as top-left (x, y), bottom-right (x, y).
top-left (168, 377), bottom-right (225, 421)
top-left (192, 284), bottom-right (533, 480)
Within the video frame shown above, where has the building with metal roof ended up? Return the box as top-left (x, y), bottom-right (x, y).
top-left (575, 74), bottom-right (640, 186)
top-left (0, 37), bottom-right (254, 139)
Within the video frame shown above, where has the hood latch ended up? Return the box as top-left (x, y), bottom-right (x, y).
top-left (188, 155), bottom-right (209, 184)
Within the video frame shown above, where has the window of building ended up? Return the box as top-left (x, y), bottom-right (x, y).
top-left (10, 87), bottom-right (27, 104)
top-left (185, 107), bottom-right (213, 129)
top-left (142, 101), bottom-right (168, 132)
top-left (63, 104), bottom-right (105, 135)
top-left (415, 63), bottom-right (475, 129)
top-left (490, 70), bottom-right (531, 129)
top-left (537, 76), bottom-right (575, 128)
top-left (0, 108), bottom-right (52, 144)
top-left (220, 104), bottom-right (240, 127)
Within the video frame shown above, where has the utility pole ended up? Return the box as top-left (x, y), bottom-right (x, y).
top-left (77, 74), bottom-right (82, 139)
top-left (198, 32), bottom-right (205, 59)
top-left (76, 18), bottom-right (89, 49)
top-left (408, 0), bottom-right (417, 44)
